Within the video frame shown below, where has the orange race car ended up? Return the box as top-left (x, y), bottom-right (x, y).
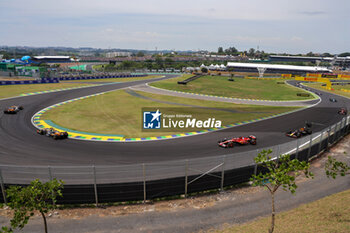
top-left (37, 128), bottom-right (69, 140)
top-left (3, 105), bottom-right (23, 114)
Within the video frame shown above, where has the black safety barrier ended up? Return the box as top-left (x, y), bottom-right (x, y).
top-left (0, 78), bottom-right (59, 85)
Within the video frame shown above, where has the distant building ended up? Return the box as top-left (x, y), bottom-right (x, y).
top-left (105, 52), bottom-right (132, 57)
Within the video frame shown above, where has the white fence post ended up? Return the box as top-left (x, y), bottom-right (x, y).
top-left (48, 166), bottom-right (52, 181)
top-left (185, 160), bottom-right (188, 198)
top-left (307, 134), bottom-right (312, 159)
top-left (92, 165), bottom-right (98, 207)
top-left (318, 130), bottom-right (324, 154)
top-left (295, 138), bottom-right (300, 160)
top-left (143, 163), bottom-right (146, 203)
top-left (221, 156), bottom-right (226, 191)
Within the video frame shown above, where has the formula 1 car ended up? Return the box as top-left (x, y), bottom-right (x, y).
top-left (286, 122), bottom-right (312, 138)
top-left (218, 135), bottom-right (257, 148)
top-left (329, 98), bottom-right (337, 102)
top-left (338, 108), bottom-right (348, 115)
top-left (37, 128), bottom-right (69, 140)
top-left (3, 105), bottom-right (23, 114)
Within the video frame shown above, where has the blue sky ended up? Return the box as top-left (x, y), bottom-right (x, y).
top-left (0, 0), bottom-right (349, 53)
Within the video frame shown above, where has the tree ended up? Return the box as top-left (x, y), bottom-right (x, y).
top-left (337, 52), bottom-right (350, 57)
top-left (117, 60), bottom-right (137, 70)
top-left (248, 48), bottom-right (255, 57)
top-left (155, 56), bottom-right (164, 69)
top-left (5, 179), bottom-right (64, 233)
top-left (136, 51), bottom-right (145, 57)
top-left (164, 57), bottom-right (174, 67)
top-left (322, 52), bottom-right (332, 57)
top-left (217, 47), bottom-right (224, 54)
top-left (0, 51), bottom-right (10, 60)
top-left (224, 47), bottom-right (238, 55)
top-left (201, 67), bottom-right (208, 73)
top-left (325, 156), bottom-right (350, 179)
top-left (251, 150), bottom-right (313, 233)
top-left (306, 51), bottom-right (315, 57)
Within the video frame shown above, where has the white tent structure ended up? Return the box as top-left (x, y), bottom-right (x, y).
top-left (208, 64), bottom-right (215, 70)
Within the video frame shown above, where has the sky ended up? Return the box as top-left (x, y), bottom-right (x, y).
top-left (0, 0), bottom-right (349, 53)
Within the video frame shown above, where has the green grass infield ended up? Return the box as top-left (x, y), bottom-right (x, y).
top-left (41, 89), bottom-right (300, 138)
top-left (150, 75), bottom-right (315, 101)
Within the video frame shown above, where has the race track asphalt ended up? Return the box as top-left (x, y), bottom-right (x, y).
top-left (0, 75), bottom-right (349, 168)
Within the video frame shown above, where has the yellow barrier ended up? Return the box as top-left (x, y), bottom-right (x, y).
top-left (340, 89), bottom-right (350, 93)
top-left (295, 76), bottom-right (333, 89)
top-left (306, 73), bottom-right (322, 78)
top-left (338, 74), bottom-right (350, 79)
top-left (244, 76), bottom-right (290, 80)
top-left (281, 74), bottom-right (292, 78)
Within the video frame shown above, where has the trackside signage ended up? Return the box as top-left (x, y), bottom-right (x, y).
top-left (142, 108), bottom-right (222, 131)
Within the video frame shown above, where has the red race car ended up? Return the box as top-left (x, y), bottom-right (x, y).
top-left (218, 135), bottom-right (257, 148)
top-left (338, 108), bottom-right (347, 115)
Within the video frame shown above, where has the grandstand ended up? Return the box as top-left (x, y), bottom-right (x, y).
top-left (269, 55), bottom-right (350, 68)
top-left (226, 62), bottom-right (331, 75)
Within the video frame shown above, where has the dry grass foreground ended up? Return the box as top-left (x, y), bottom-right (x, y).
top-left (209, 189), bottom-right (350, 233)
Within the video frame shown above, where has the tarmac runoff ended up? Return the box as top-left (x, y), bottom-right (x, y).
top-left (31, 86), bottom-right (321, 143)
top-left (130, 83), bottom-right (319, 107)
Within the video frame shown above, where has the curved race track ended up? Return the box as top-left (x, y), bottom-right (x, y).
top-left (0, 75), bottom-right (349, 168)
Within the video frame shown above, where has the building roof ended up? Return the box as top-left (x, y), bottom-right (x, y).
top-left (226, 62), bottom-right (331, 72)
top-left (33, 56), bottom-right (70, 60)
top-left (269, 55), bottom-right (334, 61)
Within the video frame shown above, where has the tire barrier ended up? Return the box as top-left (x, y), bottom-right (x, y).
top-left (0, 78), bottom-right (59, 86)
top-left (297, 93), bottom-right (311, 97)
top-left (177, 74), bottom-right (203, 85)
top-left (1, 116), bottom-right (349, 204)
